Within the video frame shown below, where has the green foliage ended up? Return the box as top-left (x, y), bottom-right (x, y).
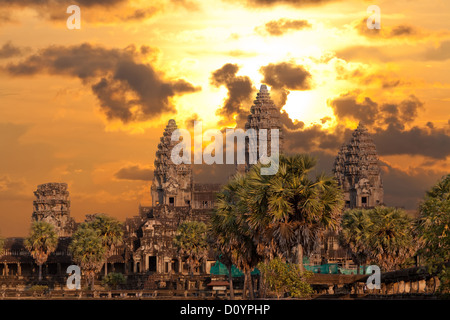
top-left (102, 272), bottom-right (126, 290)
top-left (211, 173), bottom-right (261, 299)
top-left (339, 207), bottom-right (417, 271)
top-left (258, 257), bottom-right (313, 299)
top-left (26, 285), bottom-right (49, 295)
top-left (69, 223), bottom-right (106, 286)
top-left (210, 154), bottom-right (342, 299)
top-left (244, 154), bottom-right (344, 262)
top-left (338, 209), bottom-right (372, 271)
top-left (418, 174), bottom-right (450, 292)
top-left (88, 214), bottom-right (124, 250)
top-left (0, 230), bottom-right (4, 254)
top-left (173, 221), bottom-right (208, 273)
top-left (367, 207), bottom-right (417, 270)
top-left (86, 214), bottom-right (124, 275)
top-left (25, 221), bottom-right (58, 267)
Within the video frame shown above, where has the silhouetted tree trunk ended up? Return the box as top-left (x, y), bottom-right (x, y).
top-left (38, 264), bottom-right (42, 281)
top-left (297, 244), bottom-right (304, 272)
top-left (228, 266), bottom-right (234, 300)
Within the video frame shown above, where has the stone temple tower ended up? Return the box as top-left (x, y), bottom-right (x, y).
top-left (32, 183), bottom-right (75, 237)
top-left (239, 84), bottom-right (284, 172)
top-left (151, 119), bottom-right (193, 207)
top-left (333, 123), bottom-right (384, 209)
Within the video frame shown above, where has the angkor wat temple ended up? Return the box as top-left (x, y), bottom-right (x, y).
top-left (0, 85), bottom-right (384, 287)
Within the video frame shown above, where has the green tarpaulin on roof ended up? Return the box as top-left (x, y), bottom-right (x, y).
top-left (210, 260), bottom-right (259, 277)
top-left (211, 257), bottom-right (370, 276)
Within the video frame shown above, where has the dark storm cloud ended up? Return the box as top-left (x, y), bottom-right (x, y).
top-left (330, 93), bottom-right (423, 129)
top-left (280, 111), bottom-right (304, 131)
top-left (327, 93), bottom-right (450, 159)
top-left (356, 19), bottom-right (422, 39)
top-left (170, 0), bottom-right (200, 10)
top-left (373, 125), bottom-right (450, 160)
top-left (258, 18), bottom-right (312, 36)
top-left (184, 113), bottom-right (201, 130)
top-left (336, 46), bottom-right (392, 62)
top-left (259, 62), bottom-right (312, 108)
top-left (334, 62), bottom-right (406, 89)
top-left (289, 125), bottom-right (352, 152)
top-left (0, 0), bottom-right (126, 7)
top-left (281, 90), bottom-right (449, 160)
top-left (0, 0), bottom-right (164, 23)
top-left (390, 25), bottom-right (419, 37)
top-left (380, 161), bottom-right (447, 209)
top-left (260, 62), bottom-right (312, 90)
top-left (230, 0), bottom-right (338, 8)
top-left (193, 163), bottom-right (236, 184)
top-left (0, 42), bottom-right (24, 59)
top-left (330, 94), bottom-right (378, 125)
top-left (4, 43), bottom-right (200, 123)
top-left (114, 165), bottom-right (154, 181)
top-left (423, 41), bottom-right (450, 61)
top-left (124, 8), bottom-right (160, 21)
top-left (210, 63), bottom-right (255, 127)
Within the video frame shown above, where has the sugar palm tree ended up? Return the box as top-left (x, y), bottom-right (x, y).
top-left (338, 209), bottom-right (372, 274)
top-left (211, 179), bottom-right (243, 300)
top-left (367, 207), bottom-right (417, 271)
top-left (88, 214), bottom-right (123, 276)
top-left (26, 221), bottom-right (58, 281)
top-left (173, 221), bottom-right (208, 275)
top-left (245, 154), bottom-right (344, 270)
top-left (0, 230), bottom-right (4, 254)
top-left (417, 174), bottom-right (450, 291)
top-left (212, 173), bottom-right (261, 299)
top-left (69, 223), bottom-right (105, 289)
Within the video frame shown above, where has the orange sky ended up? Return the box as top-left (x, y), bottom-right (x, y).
top-left (0, 0), bottom-right (449, 237)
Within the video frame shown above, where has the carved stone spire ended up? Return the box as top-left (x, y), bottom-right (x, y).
top-left (239, 85), bottom-right (283, 172)
top-left (32, 182), bottom-right (75, 237)
top-left (333, 123), bottom-right (384, 208)
top-left (151, 119), bottom-right (192, 207)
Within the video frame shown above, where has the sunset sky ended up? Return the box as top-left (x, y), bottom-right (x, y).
top-left (0, 0), bottom-right (449, 237)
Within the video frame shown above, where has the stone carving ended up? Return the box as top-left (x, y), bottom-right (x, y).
top-left (240, 84), bottom-right (284, 173)
top-left (31, 182), bottom-right (76, 237)
top-left (333, 123), bottom-right (384, 208)
top-left (151, 119), bottom-right (193, 207)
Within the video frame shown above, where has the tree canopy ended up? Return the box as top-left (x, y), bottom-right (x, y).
top-left (69, 223), bottom-right (105, 288)
top-left (418, 174), bottom-right (450, 292)
top-left (26, 221), bottom-right (58, 281)
top-left (339, 207), bottom-right (417, 272)
top-left (173, 220), bottom-right (209, 274)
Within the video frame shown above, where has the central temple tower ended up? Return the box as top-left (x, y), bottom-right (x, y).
top-left (239, 84), bottom-right (284, 172)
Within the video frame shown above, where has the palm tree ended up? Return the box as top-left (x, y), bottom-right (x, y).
top-left (26, 221), bottom-right (58, 281)
top-left (367, 207), bottom-right (417, 271)
top-left (338, 209), bottom-right (372, 274)
top-left (69, 223), bottom-right (105, 289)
top-left (210, 210), bottom-right (238, 300)
top-left (88, 214), bottom-right (124, 276)
top-left (173, 221), bottom-right (208, 275)
top-left (0, 230), bottom-right (4, 254)
top-left (212, 174), bottom-right (261, 299)
top-left (245, 154), bottom-right (344, 270)
top-left (417, 174), bottom-right (450, 291)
